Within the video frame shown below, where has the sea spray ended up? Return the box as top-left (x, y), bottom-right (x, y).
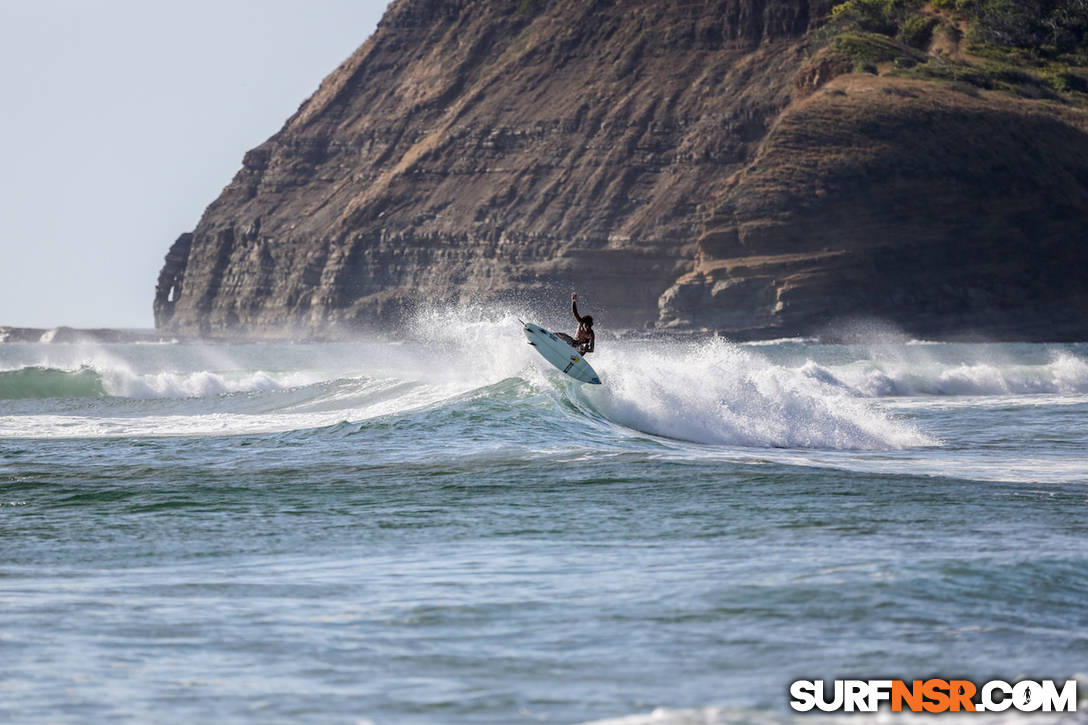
top-left (408, 304), bottom-right (537, 385)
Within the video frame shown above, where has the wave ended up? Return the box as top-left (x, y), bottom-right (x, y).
top-left (105, 368), bottom-right (322, 399)
top-left (568, 338), bottom-right (932, 450)
top-left (798, 352), bottom-right (1088, 397)
top-left (0, 364), bottom-right (321, 400)
top-left (405, 306), bottom-right (933, 450)
top-left (0, 366), bottom-right (106, 399)
top-left (7, 307), bottom-right (1084, 451)
top-left (0, 308), bottom-right (935, 449)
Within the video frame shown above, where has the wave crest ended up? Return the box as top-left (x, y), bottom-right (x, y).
top-left (0, 366), bottom-right (106, 399)
top-left (0, 364), bottom-right (318, 400)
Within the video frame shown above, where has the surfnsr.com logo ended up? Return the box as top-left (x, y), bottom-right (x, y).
top-left (790, 679), bottom-right (1079, 713)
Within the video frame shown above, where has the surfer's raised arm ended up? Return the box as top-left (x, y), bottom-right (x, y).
top-left (571, 293), bottom-right (595, 354)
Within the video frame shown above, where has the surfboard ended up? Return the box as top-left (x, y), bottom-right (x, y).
top-left (522, 321), bottom-right (602, 384)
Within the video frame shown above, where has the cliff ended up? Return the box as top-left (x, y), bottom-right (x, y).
top-left (663, 74), bottom-right (1088, 340)
top-left (155, 0), bottom-right (1088, 341)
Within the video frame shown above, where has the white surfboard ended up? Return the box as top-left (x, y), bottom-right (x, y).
top-left (522, 321), bottom-right (601, 384)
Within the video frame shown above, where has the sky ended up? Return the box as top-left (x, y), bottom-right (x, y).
top-left (0, 0), bottom-right (388, 329)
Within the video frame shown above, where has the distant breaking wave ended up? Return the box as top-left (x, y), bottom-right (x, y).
top-left (0, 366), bottom-right (106, 399)
top-left (798, 352), bottom-right (1088, 397)
top-left (0, 364), bottom-right (320, 400)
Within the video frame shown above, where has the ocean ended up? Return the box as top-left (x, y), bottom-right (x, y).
top-left (2, 309), bottom-right (1086, 724)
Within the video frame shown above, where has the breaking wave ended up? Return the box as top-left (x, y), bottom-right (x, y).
top-left (797, 351), bottom-right (1088, 397)
top-left (573, 337), bottom-right (932, 450)
top-left (0, 366), bottom-right (106, 399)
top-left (5, 308), bottom-right (1084, 451)
top-left (410, 307), bottom-right (932, 450)
top-left (0, 364), bottom-right (320, 400)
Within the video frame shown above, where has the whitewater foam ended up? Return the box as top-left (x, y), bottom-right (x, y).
top-left (0, 311), bottom-right (532, 438)
top-left (568, 338), bottom-right (933, 450)
top-left (0, 364), bottom-right (328, 400)
top-left (802, 350), bottom-right (1088, 398)
top-left (103, 367), bottom-right (324, 399)
top-left (407, 307), bottom-right (931, 451)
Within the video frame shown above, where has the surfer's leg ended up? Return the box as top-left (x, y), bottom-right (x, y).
top-left (555, 333), bottom-right (576, 346)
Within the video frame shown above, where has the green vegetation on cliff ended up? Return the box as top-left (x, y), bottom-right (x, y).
top-left (824, 0), bottom-right (1088, 100)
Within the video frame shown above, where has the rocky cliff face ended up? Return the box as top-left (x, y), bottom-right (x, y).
top-left (155, 0), bottom-right (1088, 340)
top-left (663, 73), bottom-right (1088, 340)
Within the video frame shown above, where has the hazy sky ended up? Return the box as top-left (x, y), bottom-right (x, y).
top-left (0, 0), bottom-right (388, 329)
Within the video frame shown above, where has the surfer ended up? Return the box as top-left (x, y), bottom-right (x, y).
top-left (555, 293), bottom-right (595, 355)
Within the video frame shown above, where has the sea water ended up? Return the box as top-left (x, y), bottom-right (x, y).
top-left (2, 309), bottom-right (1086, 724)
